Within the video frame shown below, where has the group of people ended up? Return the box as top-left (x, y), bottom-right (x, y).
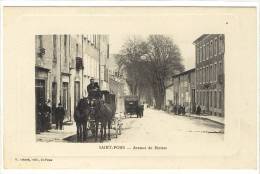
top-left (166, 103), bottom-right (202, 116)
top-left (36, 99), bottom-right (65, 133)
top-left (36, 78), bottom-right (102, 133)
top-left (173, 105), bottom-right (186, 115)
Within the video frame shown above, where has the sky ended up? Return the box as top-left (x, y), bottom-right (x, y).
top-left (109, 34), bottom-right (196, 71)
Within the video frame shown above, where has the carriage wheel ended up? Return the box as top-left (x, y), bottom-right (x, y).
top-left (115, 125), bottom-right (118, 138)
top-left (118, 124), bottom-right (122, 135)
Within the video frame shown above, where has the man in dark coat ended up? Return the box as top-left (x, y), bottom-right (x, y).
top-left (87, 78), bottom-right (101, 99)
top-left (37, 98), bottom-right (45, 132)
top-left (55, 103), bottom-right (65, 130)
top-left (182, 105), bottom-right (186, 115)
top-left (43, 100), bottom-right (52, 131)
top-left (196, 105), bottom-right (201, 115)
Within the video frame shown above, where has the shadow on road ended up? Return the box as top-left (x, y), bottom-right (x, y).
top-left (63, 132), bottom-right (118, 143)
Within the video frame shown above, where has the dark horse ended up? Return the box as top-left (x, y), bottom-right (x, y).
top-left (94, 99), bottom-right (116, 142)
top-left (74, 98), bottom-right (92, 142)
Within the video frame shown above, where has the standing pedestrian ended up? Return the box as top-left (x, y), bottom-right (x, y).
top-left (43, 99), bottom-right (52, 131)
top-left (55, 103), bottom-right (65, 130)
top-left (196, 105), bottom-right (201, 115)
top-left (182, 105), bottom-right (186, 115)
top-left (37, 98), bottom-right (45, 132)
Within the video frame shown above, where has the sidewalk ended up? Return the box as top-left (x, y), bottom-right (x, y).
top-left (36, 121), bottom-right (76, 142)
top-left (166, 111), bottom-right (224, 125)
top-left (186, 113), bottom-right (225, 125)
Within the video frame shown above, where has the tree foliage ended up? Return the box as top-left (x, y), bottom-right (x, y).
top-left (117, 35), bottom-right (185, 109)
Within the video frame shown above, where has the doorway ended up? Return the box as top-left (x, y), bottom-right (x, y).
top-left (35, 79), bottom-right (46, 132)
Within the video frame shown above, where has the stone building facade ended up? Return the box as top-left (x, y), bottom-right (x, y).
top-left (193, 34), bottom-right (225, 116)
top-left (165, 84), bottom-right (174, 108)
top-left (172, 69), bottom-right (196, 113)
top-left (35, 34), bottom-right (110, 125)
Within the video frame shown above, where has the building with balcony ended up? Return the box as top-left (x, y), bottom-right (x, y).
top-left (193, 34), bottom-right (225, 116)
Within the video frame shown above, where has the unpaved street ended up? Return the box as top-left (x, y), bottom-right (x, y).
top-left (37, 108), bottom-right (224, 143)
top-left (110, 108), bottom-right (224, 143)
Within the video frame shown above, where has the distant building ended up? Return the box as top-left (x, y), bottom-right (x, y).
top-left (109, 76), bottom-right (125, 113)
top-left (193, 34), bottom-right (225, 116)
top-left (164, 83), bottom-right (174, 111)
top-left (108, 54), bottom-right (127, 113)
top-left (172, 69), bottom-right (196, 113)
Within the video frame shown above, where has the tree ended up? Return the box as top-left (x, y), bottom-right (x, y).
top-left (117, 35), bottom-right (184, 109)
top-left (145, 35), bottom-right (184, 109)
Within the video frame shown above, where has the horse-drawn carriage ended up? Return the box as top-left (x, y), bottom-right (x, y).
top-left (124, 95), bottom-right (143, 118)
top-left (74, 90), bottom-right (122, 142)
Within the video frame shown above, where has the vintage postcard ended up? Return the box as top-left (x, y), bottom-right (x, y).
top-left (2, 5), bottom-right (257, 169)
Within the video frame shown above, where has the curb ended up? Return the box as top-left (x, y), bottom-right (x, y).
top-left (167, 111), bottom-right (225, 126)
top-left (185, 114), bottom-right (225, 126)
top-left (188, 115), bottom-right (225, 126)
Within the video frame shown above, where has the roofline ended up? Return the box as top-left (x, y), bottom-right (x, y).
top-left (193, 34), bottom-right (209, 44)
top-left (172, 68), bottom-right (195, 78)
top-left (193, 34), bottom-right (224, 44)
top-left (166, 83), bottom-right (174, 88)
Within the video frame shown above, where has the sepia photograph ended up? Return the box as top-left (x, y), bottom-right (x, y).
top-left (3, 5), bottom-right (257, 169)
top-left (35, 34), bottom-right (225, 143)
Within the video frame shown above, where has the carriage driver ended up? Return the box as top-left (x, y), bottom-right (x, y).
top-left (87, 78), bottom-right (101, 100)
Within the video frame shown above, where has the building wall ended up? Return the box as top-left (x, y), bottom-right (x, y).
top-left (194, 34), bottom-right (225, 116)
top-left (99, 35), bottom-right (110, 90)
top-left (172, 69), bottom-right (195, 113)
top-left (35, 34), bottom-right (110, 124)
top-left (109, 76), bottom-right (125, 113)
top-left (165, 85), bottom-right (174, 106)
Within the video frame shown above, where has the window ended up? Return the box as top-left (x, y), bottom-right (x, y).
top-left (76, 44), bottom-right (79, 57)
top-left (206, 66), bottom-right (208, 82)
top-left (206, 43), bottom-right (209, 59)
top-left (199, 69), bottom-right (200, 84)
top-left (53, 35), bottom-right (57, 63)
top-left (197, 69), bottom-right (199, 84)
top-left (209, 91), bottom-right (212, 107)
top-left (201, 91), bottom-right (203, 106)
top-left (203, 45), bottom-right (205, 61)
top-left (214, 91), bottom-right (217, 108)
top-left (219, 91), bottom-right (222, 109)
top-left (215, 38), bottom-right (218, 56)
top-left (209, 65), bottom-right (211, 82)
top-left (215, 63), bottom-right (218, 81)
top-left (196, 46), bottom-right (199, 64)
top-left (210, 65), bottom-right (213, 82)
top-left (200, 47), bottom-right (202, 62)
top-left (204, 67), bottom-right (206, 83)
top-left (210, 41), bottom-right (213, 58)
top-left (202, 68), bottom-right (204, 83)
top-left (39, 35), bottom-right (43, 48)
top-left (219, 35), bottom-right (222, 54)
top-left (208, 66), bottom-right (210, 82)
top-left (64, 35), bottom-right (67, 63)
top-left (219, 61), bottom-right (222, 74)
top-left (199, 69), bottom-right (201, 84)
top-left (221, 35), bottom-right (225, 53)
